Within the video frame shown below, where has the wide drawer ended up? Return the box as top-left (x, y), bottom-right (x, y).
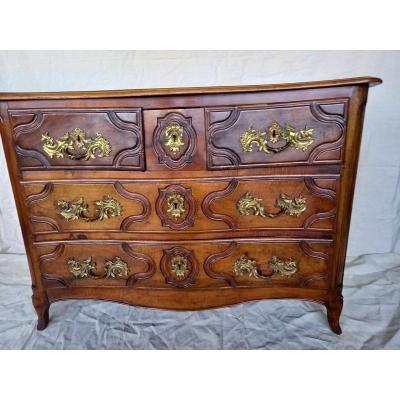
top-left (36, 239), bottom-right (332, 290)
top-left (24, 176), bottom-right (338, 235)
top-left (9, 108), bottom-right (144, 171)
top-left (206, 101), bottom-right (347, 169)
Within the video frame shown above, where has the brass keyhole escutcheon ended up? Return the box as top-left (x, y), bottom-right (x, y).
top-left (166, 193), bottom-right (186, 220)
top-left (165, 122), bottom-right (185, 154)
top-left (170, 255), bottom-right (189, 279)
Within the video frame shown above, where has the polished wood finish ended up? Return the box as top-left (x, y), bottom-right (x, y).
top-left (0, 77), bottom-right (381, 334)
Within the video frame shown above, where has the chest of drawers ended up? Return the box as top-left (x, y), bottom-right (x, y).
top-left (0, 77), bottom-right (381, 334)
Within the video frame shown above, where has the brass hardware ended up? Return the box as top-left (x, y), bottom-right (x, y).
top-left (170, 255), bottom-right (189, 279)
top-left (166, 193), bottom-right (185, 220)
top-left (56, 195), bottom-right (123, 222)
top-left (165, 122), bottom-right (185, 153)
top-left (41, 128), bottom-right (111, 160)
top-left (68, 256), bottom-right (129, 279)
top-left (233, 254), bottom-right (298, 279)
top-left (237, 192), bottom-right (307, 218)
top-left (267, 121), bottom-right (283, 144)
top-left (276, 193), bottom-right (307, 217)
top-left (240, 121), bottom-right (314, 153)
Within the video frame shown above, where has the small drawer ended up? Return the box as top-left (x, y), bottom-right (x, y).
top-left (35, 239), bottom-right (332, 291)
top-left (206, 101), bottom-right (347, 169)
top-left (9, 108), bottom-right (144, 171)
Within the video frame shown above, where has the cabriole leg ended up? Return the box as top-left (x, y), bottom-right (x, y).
top-left (32, 290), bottom-right (50, 331)
top-left (325, 294), bottom-right (343, 335)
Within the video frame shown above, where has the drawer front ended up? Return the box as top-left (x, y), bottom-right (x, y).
top-left (36, 240), bottom-right (332, 290)
top-left (25, 177), bottom-right (337, 235)
top-left (9, 108), bottom-right (144, 171)
top-left (206, 101), bottom-right (347, 169)
top-left (143, 108), bottom-right (205, 170)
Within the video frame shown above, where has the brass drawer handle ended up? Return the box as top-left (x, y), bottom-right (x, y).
top-left (233, 254), bottom-right (298, 279)
top-left (240, 121), bottom-right (314, 153)
top-left (237, 192), bottom-right (306, 218)
top-left (41, 127), bottom-right (112, 160)
top-left (68, 256), bottom-right (129, 279)
top-left (56, 195), bottom-right (123, 222)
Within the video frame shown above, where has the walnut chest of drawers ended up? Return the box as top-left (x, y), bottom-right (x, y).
top-left (0, 77), bottom-right (381, 334)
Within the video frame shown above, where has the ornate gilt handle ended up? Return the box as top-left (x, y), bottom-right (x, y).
top-left (68, 256), bottom-right (129, 279)
top-left (237, 192), bottom-right (306, 218)
top-left (240, 121), bottom-right (314, 153)
top-left (56, 196), bottom-right (123, 222)
top-left (233, 254), bottom-right (298, 279)
top-left (41, 127), bottom-right (112, 160)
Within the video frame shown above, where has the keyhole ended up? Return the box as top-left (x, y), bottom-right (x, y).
top-left (172, 133), bottom-right (177, 143)
top-left (271, 129), bottom-right (276, 139)
top-left (174, 202), bottom-right (178, 210)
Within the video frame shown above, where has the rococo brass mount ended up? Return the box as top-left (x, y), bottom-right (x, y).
top-left (240, 121), bottom-right (314, 154)
top-left (237, 192), bottom-right (307, 218)
top-left (170, 255), bottom-right (189, 279)
top-left (166, 193), bottom-right (186, 220)
top-left (165, 122), bottom-right (185, 154)
top-left (233, 254), bottom-right (298, 279)
top-left (56, 195), bottom-right (123, 222)
top-left (41, 128), bottom-right (112, 160)
top-left (68, 256), bottom-right (129, 279)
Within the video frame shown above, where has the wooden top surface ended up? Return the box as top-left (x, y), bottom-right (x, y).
top-left (0, 76), bottom-right (382, 100)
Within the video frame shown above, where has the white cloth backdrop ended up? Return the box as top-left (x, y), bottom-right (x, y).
top-left (0, 51), bottom-right (399, 349)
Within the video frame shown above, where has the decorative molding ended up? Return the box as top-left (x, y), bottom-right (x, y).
top-left (121, 243), bottom-right (156, 286)
top-left (156, 184), bottom-right (197, 230)
top-left (41, 273), bottom-right (68, 287)
top-left (10, 109), bottom-right (144, 170)
top-left (30, 215), bottom-right (60, 232)
top-left (38, 244), bottom-right (65, 264)
top-left (308, 101), bottom-right (347, 163)
top-left (39, 243), bottom-right (156, 287)
top-left (299, 273), bottom-right (327, 288)
top-left (114, 182), bottom-right (151, 230)
top-left (201, 180), bottom-right (238, 229)
top-left (206, 108), bottom-right (241, 168)
top-left (299, 241), bottom-right (330, 260)
top-left (153, 112), bottom-right (197, 169)
top-left (25, 183), bottom-right (54, 205)
top-left (160, 247), bottom-right (199, 288)
top-left (303, 178), bottom-right (337, 229)
top-left (107, 110), bottom-right (145, 169)
top-left (203, 242), bottom-right (237, 287)
top-left (206, 101), bottom-right (347, 169)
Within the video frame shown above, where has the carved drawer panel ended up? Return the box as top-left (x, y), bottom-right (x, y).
top-left (205, 177), bottom-right (338, 232)
top-left (9, 108), bottom-right (144, 171)
top-left (24, 177), bottom-right (337, 236)
top-left (206, 101), bottom-right (347, 169)
top-left (36, 239), bottom-right (332, 291)
top-left (24, 182), bottom-right (150, 233)
top-left (143, 108), bottom-right (204, 170)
